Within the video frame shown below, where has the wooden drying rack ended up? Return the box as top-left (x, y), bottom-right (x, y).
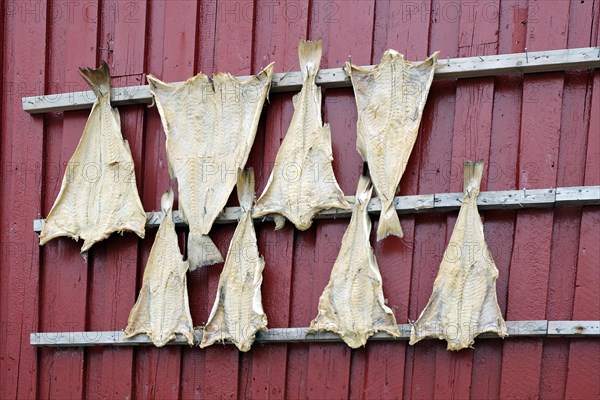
top-left (22, 47), bottom-right (600, 114)
top-left (31, 321), bottom-right (599, 347)
top-left (33, 185), bottom-right (600, 231)
top-left (26, 47), bottom-right (600, 347)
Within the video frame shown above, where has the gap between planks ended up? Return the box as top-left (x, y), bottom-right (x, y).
top-left (29, 320), bottom-right (600, 347)
top-left (32, 185), bottom-right (600, 232)
top-left (22, 47), bottom-right (600, 114)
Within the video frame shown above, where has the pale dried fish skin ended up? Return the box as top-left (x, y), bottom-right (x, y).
top-left (253, 39), bottom-right (350, 230)
top-left (308, 176), bottom-right (400, 348)
top-left (39, 62), bottom-right (146, 253)
top-left (410, 160), bottom-right (507, 351)
top-left (201, 169), bottom-right (267, 352)
top-left (124, 189), bottom-right (194, 347)
top-left (347, 50), bottom-right (438, 241)
top-left (148, 64), bottom-right (274, 270)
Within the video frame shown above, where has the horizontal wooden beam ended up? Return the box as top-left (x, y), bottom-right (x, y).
top-left (22, 47), bottom-right (600, 114)
top-left (547, 320), bottom-right (600, 336)
top-left (32, 185), bottom-right (600, 232)
top-left (29, 320), bottom-right (599, 347)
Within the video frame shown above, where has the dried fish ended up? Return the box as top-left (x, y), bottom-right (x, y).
top-left (39, 62), bottom-right (146, 253)
top-left (201, 169), bottom-right (267, 352)
top-left (253, 39), bottom-right (350, 230)
top-left (410, 160), bottom-right (507, 351)
top-left (346, 50), bottom-right (438, 240)
top-left (124, 189), bottom-right (194, 347)
top-left (148, 64), bottom-right (274, 269)
top-left (308, 176), bottom-right (400, 348)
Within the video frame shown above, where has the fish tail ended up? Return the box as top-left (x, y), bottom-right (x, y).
top-left (237, 168), bottom-right (255, 212)
top-left (79, 61), bottom-right (111, 98)
top-left (161, 189), bottom-right (174, 215)
top-left (298, 39), bottom-right (322, 81)
top-left (355, 176), bottom-right (373, 205)
top-left (187, 232), bottom-right (224, 271)
top-left (463, 159), bottom-right (484, 197)
top-left (376, 202), bottom-right (403, 241)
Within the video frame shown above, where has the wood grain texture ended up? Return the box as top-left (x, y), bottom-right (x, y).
top-left (0, 1), bottom-right (47, 398)
top-left (39, 2), bottom-right (99, 398)
top-left (405, 2), bottom-right (461, 396)
top-left (431, 2), bottom-right (499, 397)
top-left (500, 2), bottom-right (571, 399)
top-left (85, 2), bottom-right (148, 399)
top-left (21, 47), bottom-right (600, 114)
top-left (3, 1), bottom-right (600, 399)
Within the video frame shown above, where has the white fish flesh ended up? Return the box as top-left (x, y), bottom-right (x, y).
top-left (39, 62), bottom-right (146, 253)
top-left (253, 39), bottom-right (349, 230)
top-left (201, 168), bottom-right (267, 352)
top-left (148, 64), bottom-right (274, 269)
top-left (410, 160), bottom-right (507, 351)
top-left (124, 189), bottom-right (195, 347)
top-left (308, 176), bottom-right (400, 348)
top-left (346, 51), bottom-right (438, 240)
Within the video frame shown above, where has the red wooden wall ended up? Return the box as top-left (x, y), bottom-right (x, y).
top-left (1, 1), bottom-right (599, 398)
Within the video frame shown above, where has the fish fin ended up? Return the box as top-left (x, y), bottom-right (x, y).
top-left (187, 232), bottom-right (224, 271)
top-left (419, 51), bottom-right (440, 66)
top-left (161, 189), bottom-right (174, 215)
top-left (463, 159), bottom-right (484, 197)
top-left (237, 168), bottom-right (255, 212)
top-left (274, 215), bottom-right (286, 230)
top-left (298, 39), bottom-right (322, 81)
top-left (147, 74), bottom-right (177, 102)
top-left (79, 61), bottom-right (111, 98)
top-left (355, 176), bottom-right (373, 205)
top-left (376, 203), bottom-right (403, 241)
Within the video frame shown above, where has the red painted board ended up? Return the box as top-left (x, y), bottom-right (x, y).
top-left (286, 229), bottom-right (316, 399)
top-left (85, 2), bottom-right (148, 399)
top-left (133, 1), bottom-right (198, 398)
top-left (352, 1), bottom-right (432, 397)
top-left (404, 1), bottom-right (460, 396)
top-left (202, 3), bottom-right (256, 398)
top-left (305, 2), bottom-right (375, 398)
top-left (470, 73), bottom-right (522, 400)
top-left (470, 1), bottom-right (527, 396)
top-left (404, 81), bottom-right (457, 400)
top-left (246, 2), bottom-right (310, 397)
top-left (372, 0), bottom-right (432, 61)
top-left (203, 225), bottom-right (240, 400)
top-left (0, 1), bottom-right (47, 398)
top-left (180, 1), bottom-right (218, 396)
top-left (499, 2), bottom-right (570, 399)
top-left (432, 3), bottom-right (499, 397)
top-left (38, 2), bottom-right (100, 398)
top-left (564, 70), bottom-right (600, 400)
top-left (539, 68), bottom-right (593, 398)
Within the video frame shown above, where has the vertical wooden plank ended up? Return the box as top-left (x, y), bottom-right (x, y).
top-left (431, 2), bottom-right (499, 399)
top-left (350, 1), bottom-right (432, 398)
top-left (200, 2), bottom-right (255, 399)
top-left (564, 68), bottom-right (600, 400)
top-left (85, 2), bottom-right (148, 399)
top-left (286, 229), bottom-right (316, 399)
top-left (38, 2), bottom-right (99, 398)
top-left (134, 2), bottom-right (197, 398)
top-left (539, 1), bottom-right (595, 392)
top-left (304, 1), bottom-right (374, 398)
top-left (499, 2), bottom-right (570, 399)
top-left (246, 2), bottom-right (310, 398)
top-left (180, 2), bottom-right (213, 398)
top-left (404, 0), bottom-right (460, 398)
top-left (470, 2), bottom-right (528, 398)
top-left (0, 1), bottom-right (47, 398)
